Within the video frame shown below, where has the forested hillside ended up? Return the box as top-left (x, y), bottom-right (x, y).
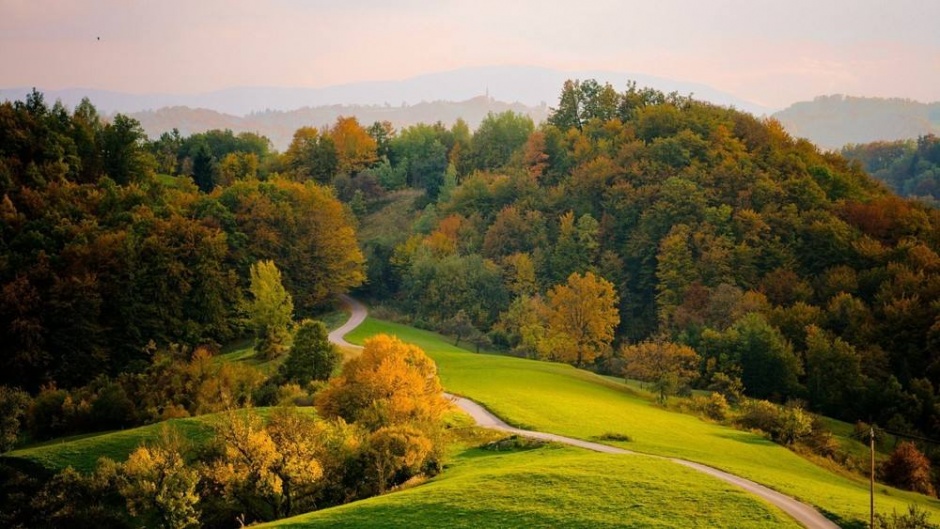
top-left (0, 91), bottom-right (364, 391)
top-left (842, 134), bottom-right (940, 205)
top-left (357, 80), bottom-right (940, 443)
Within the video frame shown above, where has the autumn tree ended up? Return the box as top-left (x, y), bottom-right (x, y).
top-left (279, 320), bottom-right (340, 385)
top-left (881, 442), bottom-right (936, 496)
top-left (0, 386), bottom-right (30, 452)
top-left (329, 116), bottom-right (378, 175)
top-left (206, 407), bottom-right (325, 522)
top-left (621, 339), bottom-right (701, 402)
top-left (315, 334), bottom-right (446, 430)
top-left (366, 424), bottom-right (434, 494)
top-left (120, 427), bottom-right (200, 529)
top-left (544, 272), bottom-right (619, 367)
top-left (246, 260), bottom-right (293, 359)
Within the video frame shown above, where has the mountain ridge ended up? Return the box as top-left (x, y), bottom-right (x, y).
top-left (0, 65), bottom-right (770, 117)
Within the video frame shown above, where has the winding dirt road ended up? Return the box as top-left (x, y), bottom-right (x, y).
top-left (328, 295), bottom-right (840, 529)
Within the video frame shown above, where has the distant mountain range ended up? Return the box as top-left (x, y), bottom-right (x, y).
top-left (773, 95), bottom-right (940, 150)
top-left (0, 65), bottom-right (770, 117)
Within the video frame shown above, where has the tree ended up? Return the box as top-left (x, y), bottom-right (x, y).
top-left (283, 127), bottom-right (338, 183)
top-left (315, 334), bottom-right (446, 430)
top-left (621, 340), bottom-right (700, 402)
top-left (544, 272), bottom-right (619, 367)
top-left (329, 116), bottom-right (378, 175)
top-left (206, 407), bottom-right (326, 522)
top-left (246, 260), bottom-right (294, 359)
top-left (120, 427), bottom-right (200, 529)
top-left (279, 320), bottom-right (340, 385)
top-left (728, 313), bottom-right (803, 400)
top-left (882, 442), bottom-right (936, 497)
top-left (365, 424), bottom-right (434, 494)
top-left (101, 113), bottom-right (154, 185)
top-left (0, 386), bottom-right (30, 452)
top-left (470, 111), bottom-right (534, 171)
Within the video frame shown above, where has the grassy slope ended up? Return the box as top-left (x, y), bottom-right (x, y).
top-left (6, 416), bottom-right (216, 473)
top-left (6, 408), bottom-right (317, 474)
top-left (265, 444), bottom-right (799, 529)
top-left (345, 318), bottom-right (940, 527)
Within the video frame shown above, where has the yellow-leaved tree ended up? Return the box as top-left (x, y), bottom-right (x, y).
top-left (544, 271), bottom-right (619, 367)
top-left (315, 334), bottom-right (446, 430)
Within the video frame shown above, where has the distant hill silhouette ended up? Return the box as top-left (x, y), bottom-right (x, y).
top-left (130, 97), bottom-right (550, 151)
top-left (774, 95), bottom-right (940, 150)
top-left (1, 65), bottom-right (768, 116)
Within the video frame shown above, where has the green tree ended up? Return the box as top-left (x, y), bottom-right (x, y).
top-left (246, 260), bottom-right (294, 359)
top-left (279, 320), bottom-right (340, 385)
top-left (471, 111), bottom-right (534, 171)
top-left (101, 113), bottom-right (154, 185)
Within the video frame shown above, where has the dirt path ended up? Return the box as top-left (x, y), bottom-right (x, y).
top-left (328, 296), bottom-right (840, 529)
top-left (328, 294), bottom-right (367, 349)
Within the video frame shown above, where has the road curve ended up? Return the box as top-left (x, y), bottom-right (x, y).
top-left (328, 294), bottom-right (367, 349)
top-left (328, 296), bottom-right (840, 529)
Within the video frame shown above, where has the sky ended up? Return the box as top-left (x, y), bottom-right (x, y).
top-left (2, 0), bottom-right (939, 109)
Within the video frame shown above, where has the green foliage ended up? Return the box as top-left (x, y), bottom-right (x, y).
top-left (247, 260), bottom-right (294, 359)
top-left (280, 320), bottom-right (340, 385)
top-left (843, 135), bottom-right (940, 204)
top-left (470, 111), bottom-right (534, 171)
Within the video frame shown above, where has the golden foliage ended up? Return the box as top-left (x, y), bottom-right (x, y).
top-left (316, 334), bottom-right (446, 430)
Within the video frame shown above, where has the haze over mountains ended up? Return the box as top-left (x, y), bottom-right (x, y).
top-left (0, 66), bottom-right (771, 117)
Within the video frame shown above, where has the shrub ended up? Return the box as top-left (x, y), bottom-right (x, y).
top-left (737, 400), bottom-right (812, 445)
top-left (881, 442), bottom-right (936, 497)
top-left (874, 504), bottom-right (940, 528)
top-left (689, 393), bottom-right (730, 421)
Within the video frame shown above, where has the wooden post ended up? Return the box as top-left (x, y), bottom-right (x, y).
top-left (870, 426), bottom-right (875, 528)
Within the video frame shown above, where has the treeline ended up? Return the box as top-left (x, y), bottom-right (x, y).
top-left (0, 91), bottom-right (364, 392)
top-left (842, 134), bottom-right (940, 205)
top-left (356, 79), bottom-right (940, 445)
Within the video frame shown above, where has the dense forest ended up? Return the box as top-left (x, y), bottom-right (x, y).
top-left (351, 80), bottom-right (940, 445)
top-left (842, 135), bottom-right (940, 205)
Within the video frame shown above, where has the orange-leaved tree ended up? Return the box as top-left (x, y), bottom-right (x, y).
top-left (315, 334), bottom-right (446, 431)
top-left (621, 339), bottom-right (700, 403)
top-left (544, 272), bottom-right (619, 367)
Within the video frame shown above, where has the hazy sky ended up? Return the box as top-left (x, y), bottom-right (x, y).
top-left (2, 0), bottom-right (939, 108)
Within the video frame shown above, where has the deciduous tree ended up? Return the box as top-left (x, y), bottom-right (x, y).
top-left (544, 272), bottom-right (619, 367)
top-left (621, 339), bottom-right (700, 402)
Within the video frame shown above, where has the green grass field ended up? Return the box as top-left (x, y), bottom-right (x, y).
top-left (345, 318), bottom-right (940, 528)
top-left (265, 433), bottom-right (800, 528)
top-left (6, 416), bottom-right (216, 473)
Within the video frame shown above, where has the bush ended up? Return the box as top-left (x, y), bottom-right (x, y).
top-left (874, 504), bottom-right (940, 528)
top-left (689, 393), bottom-right (730, 421)
top-left (737, 400), bottom-right (812, 445)
top-left (881, 442), bottom-right (936, 497)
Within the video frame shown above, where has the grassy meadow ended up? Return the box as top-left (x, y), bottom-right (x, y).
top-left (344, 318), bottom-right (940, 528)
top-left (265, 422), bottom-right (800, 529)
